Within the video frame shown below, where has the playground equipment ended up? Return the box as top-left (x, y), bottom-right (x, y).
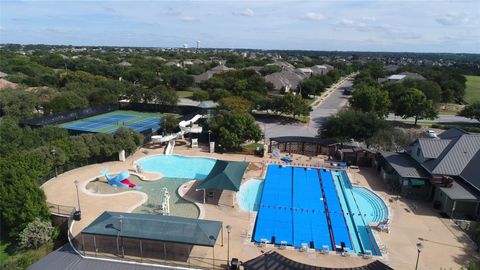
top-left (161, 187), bottom-right (170, 215)
top-left (151, 114), bottom-right (204, 155)
top-left (101, 169), bottom-right (137, 188)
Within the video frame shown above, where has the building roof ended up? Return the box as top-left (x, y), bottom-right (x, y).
top-left (29, 244), bottom-right (169, 270)
top-left (438, 127), bottom-right (469, 139)
top-left (242, 251), bottom-right (393, 270)
top-left (418, 139), bottom-right (452, 159)
top-left (381, 152), bottom-right (430, 179)
top-left (197, 160), bottom-right (248, 192)
top-left (440, 180), bottom-right (478, 201)
top-left (387, 74), bottom-right (406, 80)
top-left (82, 212), bottom-right (222, 247)
top-left (198, 100), bottom-right (217, 109)
top-left (430, 134), bottom-right (480, 176)
top-left (264, 70), bottom-right (307, 90)
top-left (460, 149), bottom-right (480, 191)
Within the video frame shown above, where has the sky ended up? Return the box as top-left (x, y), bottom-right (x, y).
top-left (0, 0), bottom-right (479, 53)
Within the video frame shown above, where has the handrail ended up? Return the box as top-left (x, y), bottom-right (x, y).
top-left (47, 202), bottom-right (76, 217)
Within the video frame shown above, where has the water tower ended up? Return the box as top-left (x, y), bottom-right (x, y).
top-left (196, 40), bottom-right (201, 50)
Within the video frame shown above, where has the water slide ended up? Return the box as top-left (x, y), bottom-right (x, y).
top-left (101, 169), bottom-right (136, 188)
top-left (151, 115), bottom-right (204, 155)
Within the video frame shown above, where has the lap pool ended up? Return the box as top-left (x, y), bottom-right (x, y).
top-left (137, 155), bottom-right (216, 179)
top-left (253, 165), bottom-right (388, 256)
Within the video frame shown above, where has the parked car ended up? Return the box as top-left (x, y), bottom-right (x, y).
top-left (343, 87), bottom-right (354, 95)
top-left (425, 129), bottom-right (438, 138)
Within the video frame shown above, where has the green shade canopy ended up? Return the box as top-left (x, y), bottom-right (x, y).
top-left (82, 212), bottom-right (222, 247)
top-left (410, 179), bottom-right (425, 186)
top-left (197, 160), bottom-right (248, 192)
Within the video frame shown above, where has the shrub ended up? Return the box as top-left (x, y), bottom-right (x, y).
top-left (18, 218), bottom-right (54, 250)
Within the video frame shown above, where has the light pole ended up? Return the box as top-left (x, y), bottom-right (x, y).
top-left (74, 180), bottom-right (81, 212)
top-left (51, 149), bottom-right (58, 177)
top-left (208, 130), bottom-right (212, 144)
top-left (415, 242), bottom-right (423, 270)
top-left (226, 225), bottom-right (232, 267)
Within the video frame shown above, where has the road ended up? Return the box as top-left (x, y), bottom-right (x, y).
top-left (387, 113), bottom-right (478, 124)
top-left (258, 76), bottom-right (355, 139)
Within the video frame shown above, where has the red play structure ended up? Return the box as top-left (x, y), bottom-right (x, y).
top-left (120, 179), bottom-right (136, 188)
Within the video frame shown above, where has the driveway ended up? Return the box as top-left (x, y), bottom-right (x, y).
top-left (258, 77), bottom-right (354, 139)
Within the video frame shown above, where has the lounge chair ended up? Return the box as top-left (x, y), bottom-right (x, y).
top-left (363, 250), bottom-right (373, 259)
top-left (321, 245), bottom-right (330, 254)
top-left (300, 243), bottom-right (308, 252)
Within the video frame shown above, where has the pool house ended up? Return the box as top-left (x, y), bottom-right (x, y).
top-left (375, 128), bottom-right (480, 220)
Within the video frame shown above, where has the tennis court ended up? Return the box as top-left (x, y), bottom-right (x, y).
top-left (59, 110), bottom-right (165, 134)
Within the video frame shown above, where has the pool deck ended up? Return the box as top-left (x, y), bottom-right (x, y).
top-left (42, 142), bottom-right (478, 269)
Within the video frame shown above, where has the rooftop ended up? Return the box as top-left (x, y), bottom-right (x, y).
top-left (82, 211), bottom-right (222, 247)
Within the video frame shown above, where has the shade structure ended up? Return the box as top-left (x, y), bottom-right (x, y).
top-left (82, 211), bottom-right (222, 247)
top-left (198, 100), bottom-right (217, 109)
top-left (242, 251), bottom-right (393, 270)
top-left (196, 160), bottom-right (248, 192)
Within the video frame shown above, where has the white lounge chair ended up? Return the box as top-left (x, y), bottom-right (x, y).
top-left (300, 243), bottom-right (308, 252)
top-left (341, 247), bottom-right (351, 257)
top-left (363, 250), bottom-right (373, 259)
top-left (279, 241), bottom-right (287, 250)
top-left (321, 245), bottom-right (330, 254)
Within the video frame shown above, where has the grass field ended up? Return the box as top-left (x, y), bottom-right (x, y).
top-left (465, 75), bottom-right (480, 104)
top-left (177, 90), bottom-right (193, 98)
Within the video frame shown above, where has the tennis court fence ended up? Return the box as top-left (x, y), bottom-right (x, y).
top-left (19, 104), bottom-right (119, 127)
top-left (19, 103), bottom-right (203, 128)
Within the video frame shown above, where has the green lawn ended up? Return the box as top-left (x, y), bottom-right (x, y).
top-left (465, 75), bottom-right (480, 104)
top-left (0, 241), bottom-right (10, 264)
top-left (176, 90), bottom-right (193, 98)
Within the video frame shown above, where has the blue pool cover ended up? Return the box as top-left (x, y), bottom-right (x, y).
top-left (253, 165), bottom-right (366, 252)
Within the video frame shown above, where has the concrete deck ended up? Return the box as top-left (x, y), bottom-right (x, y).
top-left (42, 143), bottom-right (478, 269)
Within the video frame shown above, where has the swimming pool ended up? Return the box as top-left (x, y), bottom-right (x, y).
top-left (137, 155), bottom-right (216, 179)
top-left (253, 165), bottom-right (388, 255)
top-left (236, 179), bottom-right (264, 211)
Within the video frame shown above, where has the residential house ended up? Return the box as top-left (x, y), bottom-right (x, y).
top-left (264, 69), bottom-right (307, 93)
top-left (193, 65), bottom-right (234, 83)
top-left (376, 128), bottom-right (480, 220)
top-left (118, 61), bottom-right (132, 67)
top-left (381, 71), bottom-right (426, 83)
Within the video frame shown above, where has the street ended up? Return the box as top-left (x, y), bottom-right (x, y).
top-left (258, 76), bottom-right (354, 139)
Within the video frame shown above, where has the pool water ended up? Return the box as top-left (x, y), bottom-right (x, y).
top-left (137, 155), bottom-right (216, 179)
top-left (236, 179), bottom-right (264, 211)
top-left (86, 175), bottom-right (199, 219)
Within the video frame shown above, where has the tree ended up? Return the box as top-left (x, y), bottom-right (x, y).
top-left (0, 88), bottom-right (40, 119)
top-left (403, 79), bottom-right (442, 103)
top-left (350, 86), bottom-right (391, 118)
top-left (18, 218), bottom-right (55, 249)
top-left (0, 156), bottom-right (50, 238)
top-left (365, 128), bottom-right (416, 151)
top-left (44, 91), bottom-right (89, 113)
top-left (162, 114), bottom-right (180, 134)
top-left (218, 96), bottom-right (252, 113)
top-left (392, 88), bottom-right (438, 125)
top-left (153, 85), bottom-right (178, 105)
top-left (281, 93), bottom-right (311, 119)
top-left (319, 111), bottom-right (388, 144)
top-left (209, 111), bottom-right (262, 150)
top-left (459, 102), bottom-right (480, 122)
top-left (192, 89), bottom-right (210, 101)
top-left (163, 71), bottom-right (194, 90)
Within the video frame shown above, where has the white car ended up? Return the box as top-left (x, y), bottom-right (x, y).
top-left (425, 130), bottom-right (438, 138)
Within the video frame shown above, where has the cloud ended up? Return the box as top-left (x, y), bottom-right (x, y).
top-left (436, 12), bottom-right (470, 26)
top-left (361, 16), bottom-right (376, 22)
top-left (302, 12), bottom-right (326, 21)
top-left (233, 8), bottom-right (254, 17)
top-left (179, 16), bottom-right (198, 22)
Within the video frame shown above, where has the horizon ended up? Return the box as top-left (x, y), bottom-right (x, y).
top-left (3, 42), bottom-right (480, 55)
top-left (1, 0), bottom-right (479, 54)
